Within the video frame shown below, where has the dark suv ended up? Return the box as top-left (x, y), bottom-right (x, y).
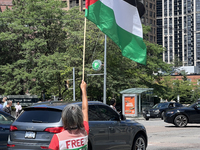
top-left (8, 101), bottom-right (148, 150)
top-left (143, 102), bottom-right (183, 120)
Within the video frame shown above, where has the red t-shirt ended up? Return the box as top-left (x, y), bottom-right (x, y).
top-left (49, 121), bottom-right (89, 150)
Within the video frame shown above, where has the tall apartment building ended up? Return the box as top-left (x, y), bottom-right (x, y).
top-left (141, 0), bottom-right (157, 43)
top-left (157, 0), bottom-right (200, 68)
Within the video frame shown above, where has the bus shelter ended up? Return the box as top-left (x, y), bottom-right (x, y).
top-left (120, 88), bottom-right (154, 117)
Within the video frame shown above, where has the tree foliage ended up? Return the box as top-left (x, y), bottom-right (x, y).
top-left (155, 75), bottom-right (200, 104)
top-left (0, 0), bottom-right (69, 97)
top-left (0, 1), bottom-right (187, 103)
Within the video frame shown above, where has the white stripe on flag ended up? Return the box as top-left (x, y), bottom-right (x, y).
top-left (100, 0), bottom-right (143, 38)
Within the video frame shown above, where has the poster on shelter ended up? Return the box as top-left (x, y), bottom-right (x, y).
top-left (124, 96), bottom-right (135, 115)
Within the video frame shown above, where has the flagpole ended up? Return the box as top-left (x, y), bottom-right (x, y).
top-left (103, 35), bottom-right (107, 104)
top-left (82, 17), bottom-right (87, 80)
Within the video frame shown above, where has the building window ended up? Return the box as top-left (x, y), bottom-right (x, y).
top-left (164, 0), bottom-right (167, 16)
top-left (150, 19), bottom-right (153, 25)
top-left (169, 0), bottom-right (172, 16)
top-left (197, 0), bottom-right (200, 11)
top-left (150, 11), bottom-right (152, 17)
top-left (196, 13), bottom-right (200, 31)
top-left (150, 3), bottom-right (152, 9)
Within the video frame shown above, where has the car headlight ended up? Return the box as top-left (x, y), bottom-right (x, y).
top-left (154, 110), bottom-right (160, 113)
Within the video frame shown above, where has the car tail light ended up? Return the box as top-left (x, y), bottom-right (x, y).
top-left (40, 146), bottom-right (49, 149)
top-left (10, 125), bottom-right (18, 131)
top-left (44, 127), bottom-right (64, 133)
top-left (7, 144), bottom-right (15, 147)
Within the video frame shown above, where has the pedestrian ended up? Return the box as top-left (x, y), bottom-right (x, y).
top-left (2, 97), bottom-right (7, 108)
top-left (0, 100), bottom-right (3, 111)
top-left (110, 98), bottom-right (117, 111)
top-left (15, 101), bottom-right (22, 117)
top-left (3, 100), bottom-right (12, 115)
top-left (49, 80), bottom-right (89, 150)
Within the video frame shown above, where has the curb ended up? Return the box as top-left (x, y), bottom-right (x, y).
top-left (126, 117), bottom-right (144, 120)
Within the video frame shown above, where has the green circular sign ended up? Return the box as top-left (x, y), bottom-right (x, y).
top-left (92, 60), bottom-right (102, 71)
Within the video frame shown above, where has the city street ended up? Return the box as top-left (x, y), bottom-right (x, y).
top-left (136, 118), bottom-right (200, 150)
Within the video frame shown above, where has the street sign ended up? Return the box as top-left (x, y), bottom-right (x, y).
top-left (92, 60), bottom-right (102, 71)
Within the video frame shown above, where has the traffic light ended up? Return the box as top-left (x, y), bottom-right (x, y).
top-left (64, 80), bottom-right (69, 90)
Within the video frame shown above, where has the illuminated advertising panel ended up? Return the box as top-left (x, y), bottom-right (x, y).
top-left (122, 94), bottom-right (137, 116)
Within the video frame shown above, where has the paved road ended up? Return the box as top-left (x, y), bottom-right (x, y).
top-left (135, 118), bottom-right (200, 150)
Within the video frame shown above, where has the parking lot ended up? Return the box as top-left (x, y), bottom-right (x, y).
top-left (135, 118), bottom-right (200, 150)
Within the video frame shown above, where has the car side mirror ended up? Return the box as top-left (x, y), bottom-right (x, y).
top-left (194, 105), bottom-right (198, 110)
top-left (120, 114), bottom-right (126, 121)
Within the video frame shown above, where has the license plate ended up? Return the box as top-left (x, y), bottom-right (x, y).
top-left (146, 114), bottom-right (150, 117)
top-left (25, 131), bottom-right (36, 139)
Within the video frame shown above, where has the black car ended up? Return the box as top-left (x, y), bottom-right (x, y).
top-left (143, 102), bottom-right (183, 120)
top-left (0, 110), bottom-right (15, 149)
top-left (164, 101), bottom-right (200, 127)
top-left (8, 101), bottom-right (148, 150)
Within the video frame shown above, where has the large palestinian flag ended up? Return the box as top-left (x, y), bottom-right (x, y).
top-left (85, 0), bottom-right (147, 65)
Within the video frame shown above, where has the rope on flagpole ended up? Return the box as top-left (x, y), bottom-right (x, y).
top-left (82, 17), bottom-right (87, 80)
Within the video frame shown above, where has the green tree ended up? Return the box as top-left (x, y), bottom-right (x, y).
top-left (0, 0), bottom-right (69, 97)
top-left (0, 3), bottom-right (173, 102)
top-left (191, 83), bottom-right (200, 102)
top-left (155, 75), bottom-right (174, 101)
top-left (181, 72), bottom-right (188, 81)
top-left (173, 55), bottom-right (183, 67)
top-left (172, 79), bottom-right (194, 104)
top-left (156, 75), bottom-right (196, 104)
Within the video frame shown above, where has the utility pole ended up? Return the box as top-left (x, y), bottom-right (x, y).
top-left (79, 0), bottom-right (83, 11)
top-left (103, 35), bottom-right (107, 104)
top-left (64, 68), bottom-right (75, 101)
top-left (73, 67), bottom-right (75, 101)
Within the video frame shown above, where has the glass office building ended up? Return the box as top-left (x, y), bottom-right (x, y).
top-left (157, 0), bottom-right (200, 68)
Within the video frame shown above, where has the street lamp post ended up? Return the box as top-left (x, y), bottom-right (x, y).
top-left (177, 94), bottom-right (180, 103)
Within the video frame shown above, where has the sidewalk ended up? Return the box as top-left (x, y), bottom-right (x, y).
top-left (126, 115), bottom-right (144, 120)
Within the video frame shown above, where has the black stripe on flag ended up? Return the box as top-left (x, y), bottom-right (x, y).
top-left (123, 0), bottom-right (145, 18)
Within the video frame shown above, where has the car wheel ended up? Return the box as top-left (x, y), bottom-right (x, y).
top-left (161, 111), bottom-right (165, 120)
top-left (145, 117), bottom-right (149, 121)
top-left (132, 134), bottom-right (146, 150)
top-left (174, 114), bottom-right (188, 127)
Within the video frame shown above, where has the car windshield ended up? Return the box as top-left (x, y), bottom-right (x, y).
top-left (188, 102), bottom-right (197, 107)
top-left (16, 109), bottom-right (62, 123)
top-left (152, 103), bottom-right (168, 108)
top-left (0, 113), bottom-right (15, 124)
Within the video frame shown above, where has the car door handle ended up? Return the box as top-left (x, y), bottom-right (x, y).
top-left (109, 126), bottom-right (114, 130)
top-left (99, 130), bottom-right (105, 133)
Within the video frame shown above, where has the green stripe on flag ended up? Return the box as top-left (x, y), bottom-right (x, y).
top-left (63, 144), bottom-right (87, 150)
top-left (85, 0), bottom-right (146, 65)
